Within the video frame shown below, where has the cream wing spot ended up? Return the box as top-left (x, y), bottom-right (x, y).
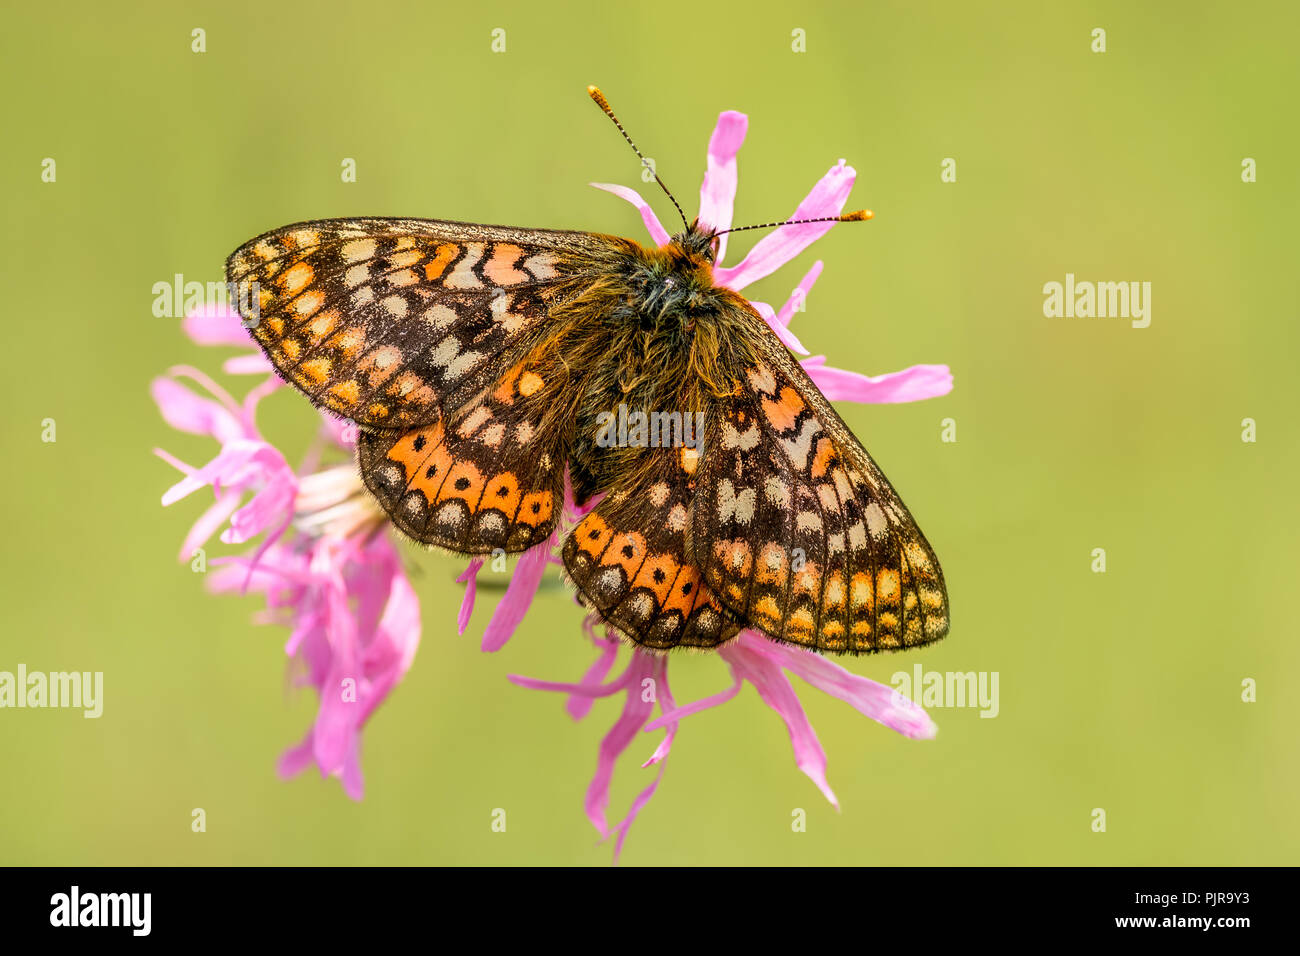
top-left (445, 243), bottom-right (486, 289)
top-left (341, 238), bottom-right (376, 263)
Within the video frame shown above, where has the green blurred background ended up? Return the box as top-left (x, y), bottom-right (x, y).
top-left (2, 0), bottom-right (1297, 866)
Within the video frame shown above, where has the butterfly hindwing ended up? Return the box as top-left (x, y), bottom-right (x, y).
top-left (562, 447), bottom-right (742, 650)
top-left (357, 357), bottom-right (564, 553)
top-left (691, 326), bottom-right (950, 654)
top-left (226, 218), bottom-right (603, 429)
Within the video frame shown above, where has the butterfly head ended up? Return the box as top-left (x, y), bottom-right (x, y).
top-left (671, 219), bottom-right (719, 264)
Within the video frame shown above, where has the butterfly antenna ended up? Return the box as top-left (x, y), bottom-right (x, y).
top-left (713, 209), bottom-right (874, 237)
top-left (588, 85), bottom-right (690, 231)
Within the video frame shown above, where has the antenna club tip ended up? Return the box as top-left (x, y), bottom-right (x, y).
top-left (587, 86), bottom-right (610, 110)
top-left (843, 209), bottom-right (874, 221)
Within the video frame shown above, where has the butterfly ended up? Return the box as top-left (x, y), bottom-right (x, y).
top-left (225, 87), bottom-right (949, 656)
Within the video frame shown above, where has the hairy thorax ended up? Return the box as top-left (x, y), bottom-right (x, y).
top-left (535, 232), bottom-right (763, 501)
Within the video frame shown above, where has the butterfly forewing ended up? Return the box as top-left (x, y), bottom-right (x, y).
top-left (225, 218), bottom-right (603, 428)
top-left (690, 315), bottom-right (950, 654)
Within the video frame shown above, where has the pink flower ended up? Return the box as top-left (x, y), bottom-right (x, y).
top-left (153, 305), bottom-right (417, 799)
top-left (509, 108), bottom-right (951, 861)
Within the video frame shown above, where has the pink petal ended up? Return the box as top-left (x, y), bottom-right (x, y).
top-left (310, 579), bottom-right (359, 774)
top-left (456, 559), bottom-right (483, 635)
top-left (566, 626), bottom-right (621, 720)
top-left (645, 673), bottom-right (742, 731)
top-left (777, 261), bottom-right (824, 326)
top-left (590, 182), bottom-right (672, 247)
top-left (751, 301), bottom-right (809, 355)
top-left (223, 353), bottom-right (275, 375)
top-left (178, 489), bottom-right (242, 559)
top-left (610, 660), bottom-right (677, 864)
top-left (721, 636), bottom-right (838, 809)
top-left (481, 539), bottom-right (552, 652)
top-left (340, 738), bottom-right (366, 806)
top-left (714, 160), bottom-right (856, 291)
top-left (150, 377), bottom-right (243, 446)
top-left (340, 734), bottom-right (365, 801)
top-left (801, 359), bottom-right (953, 404)
top-left (277, 734), bottom-right (316, 780)
top-left (696, 110), bottom-right (749, 265)
top-left (507, 669), bottom-right (630, 699)
top-left (183, 304), bottom-right (253, 346)
top-left (583, 652), bottom-right (659, 837)
top-left (753, 637), bottom-right (937, 739)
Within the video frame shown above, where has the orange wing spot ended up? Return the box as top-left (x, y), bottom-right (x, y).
top-left (755, 543), bottom-right (789, 587)
top-left (368, 403), bottom-right (390, 420)
top-left (278, 261), bottom-right (315, 296)
top-left (680, 446), bottom-right (699, 475)
top-left (481, 472), bottom-right (522, 519)
top-left (517, 491), bottom-right (553, 527)
top-left (663, 567), bottom-right (704, 616)
top-left (281, 338), bottom-right (302, 361)
top-left (397, 425), bottom-right (451, 486)
top-left (263, 315), bottom-right (284, 336)
top-left (753, 594), bottom-right (783, 625)
top-left (299, 357), bottom-right (332, 385)
top-left (328, 380), bottom-right (361, 405)
top-left (575, 514), bottom-right (613, 557)
top-left (822, 571), bottom-right (846, 610)
top-left (257, 286), bottom-right (273, 312)
top-left (306, 308), bottom-right (340, 343)
top-left (483, 243), bottom-right (530, 285)
top-left (761, 386), bottom-right (806, 432)
top-left (850, 620), bottom-right (873, 639)
top-left (357, 346), bottom-right (403, 386)
top-left (423, 243), bottom-right (459, 282)
top-left (327, 326), bottom-right (367, 361)
top-left (786, 608), bottom-right (816, 641)
top-left (876, 568), bottom-right (901, 604)
top-left (821, 621), bottom-right (847, 643)
top-left (605, 531), bottom-right (648, 577)
top-left (386, 371), bottom-right (433, 401)
top-left (518, 371), bottom-right (544, 396)
top-left (792, 563), bottom-right (822, 598)
top-left (631, 553), bottom-right (680, 604)
top-left (904, 616), bottom-right (924, 643)
top-left (810, 437), bottom-right (837, 480)
top-left (493, 365), bottom-right (524, 403)
top-left (850, 572), bottom-right (874, 610)
top-left (714, 539), bottom-right (753, 577)
top-left (436, 460), bottom-right (486, 508)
